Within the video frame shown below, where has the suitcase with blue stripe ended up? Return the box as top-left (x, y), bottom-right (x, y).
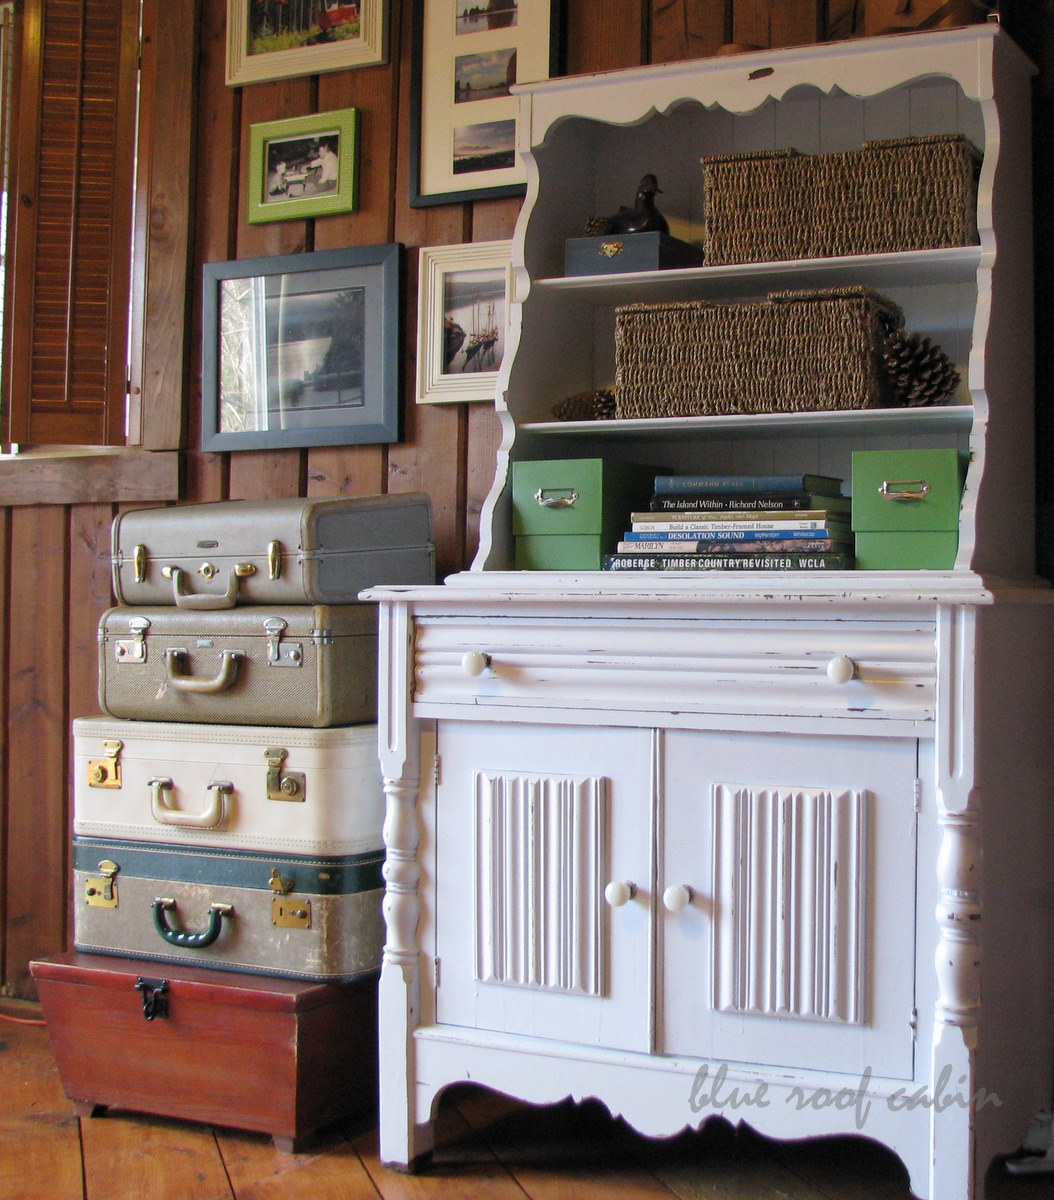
top-left (73, 836), bottom-right (385, 981)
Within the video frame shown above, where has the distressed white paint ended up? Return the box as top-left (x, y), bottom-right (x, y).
top-left (365, 26), bottom-right (1054, 1198)
top-left (712, 784), bottom-right (865, 1025)
top-left (474, 769), bottom-right (604, 996)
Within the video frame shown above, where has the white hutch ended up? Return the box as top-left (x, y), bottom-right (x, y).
top-left (367, 25), bottom-right (1053, 1199)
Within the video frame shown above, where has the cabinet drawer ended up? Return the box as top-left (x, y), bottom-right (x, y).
top-left (413, 616), bottom-right (937, 724)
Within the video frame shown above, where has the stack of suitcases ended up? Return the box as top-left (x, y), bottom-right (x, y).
top-left (30, 494), bottom-right (435, 1150)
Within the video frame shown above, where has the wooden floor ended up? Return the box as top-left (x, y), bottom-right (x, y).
top-left (3, 999), bottom-right (1053, 1200)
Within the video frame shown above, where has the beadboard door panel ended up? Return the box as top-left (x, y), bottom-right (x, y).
top-left (659, 729), bottom-right (920, 1080)
top-left (433, 720), bottom-right (655, 1053)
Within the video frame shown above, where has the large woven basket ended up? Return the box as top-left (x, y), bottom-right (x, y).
top-left (613, 287), bottom-right (905, 419)
top-left (701, 135), bottom-right (980, 265)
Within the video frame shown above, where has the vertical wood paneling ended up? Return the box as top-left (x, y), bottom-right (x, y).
top-left (4, 507), bottom-right (68, 994)
top-left (130, 2), bottom-right (197, 451)
top-left (66, 505), bottom-right (112, 724)
top-left (651, 0), bottom-right (731, 64)
top-left (306, 25), bottom-right (403, 502)
top-left (0, 0), bottom-right (1050, 1000)
top-left (227, 77), bottom-right (314, 502)
top-left (732, 0), bottom-right (770, 47)
top-left (0, 508), bottom-right (8, 979)
top-left (390, 4), bottom-right (472, 578)
top-left (185, 0), bottom-right (237, 506)
top-left (567, 0), bottom-right (648, 73)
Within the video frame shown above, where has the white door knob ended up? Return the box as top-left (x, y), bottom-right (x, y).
top-left (604, 880), bottom-right (637, 907)
top-left (461, 650), bottom-right (492, 677)
top-left (826, 655), bottom-right (857, 684)
top-left (662, 884), bottom-right (694, 913)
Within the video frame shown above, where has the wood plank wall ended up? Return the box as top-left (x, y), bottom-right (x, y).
top-left (0, 0), bottom-right (1049, 999)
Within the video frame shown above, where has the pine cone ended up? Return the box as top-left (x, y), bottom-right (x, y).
top-left (593, 389), bottom-right (616, 419)
top-left (552, 389), bottom-right (616, 421)
top-left (583, 215), bottom-right (613, 237)
top-left (882, 329), bottom-right (961, 407)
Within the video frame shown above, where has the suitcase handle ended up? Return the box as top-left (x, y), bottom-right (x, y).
top-left (162, 564), bottom-right (256, 609)
top-left (152, 898), bottom-right (233, 949)
top-left (148, 777), bottom-right (232, 828)
top-left (164, 649), bottom-right (242, 693)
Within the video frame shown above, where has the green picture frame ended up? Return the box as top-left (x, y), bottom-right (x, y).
top-left (247, 108), bottom-right (360, 225)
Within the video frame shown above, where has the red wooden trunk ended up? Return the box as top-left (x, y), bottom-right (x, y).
top-left (30, 952), bottom-right (378, 1151)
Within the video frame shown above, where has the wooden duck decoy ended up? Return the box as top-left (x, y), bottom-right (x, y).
top-left (587, 174), bottom-right (670, 237)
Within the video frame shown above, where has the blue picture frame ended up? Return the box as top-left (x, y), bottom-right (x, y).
top-left (201, 244), bottom-right (403, 451)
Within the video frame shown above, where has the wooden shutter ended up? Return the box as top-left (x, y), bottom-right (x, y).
top-left (2, 0), bottom-right (140, 446)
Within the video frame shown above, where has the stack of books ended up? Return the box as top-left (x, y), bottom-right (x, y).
top-left (602, 472), bottom-right (854, 572)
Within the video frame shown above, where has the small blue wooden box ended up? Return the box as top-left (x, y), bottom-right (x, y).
top-left (564, 232), bottom-right (703, 277)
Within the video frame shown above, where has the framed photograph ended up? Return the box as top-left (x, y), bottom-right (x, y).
top-left (410, 0), bottom-right (561, 207)
top-left (226, 1), bottom-right (389, 86)
top-left (416, 241), bottom-right (512, 404)
top-left (247, 109), bottom-right (360, 224)
top-left (201, 244), bottom-right (402, 451)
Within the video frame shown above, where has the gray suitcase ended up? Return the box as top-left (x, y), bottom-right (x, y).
top-left (73, 836), bottom-right (384, 981)
top-left (111, 494), bottom-right (434, 609)
top-left (98, 605), bottom-right (376, 727)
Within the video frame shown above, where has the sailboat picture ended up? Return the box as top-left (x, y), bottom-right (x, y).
top-left (442, 267), bottom-right (506, 375)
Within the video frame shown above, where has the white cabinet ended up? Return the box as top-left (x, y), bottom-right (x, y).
top-left (367, 25), bottom-right (1053, 1200)
top-left (432, 720), bottom-right (920, 1079)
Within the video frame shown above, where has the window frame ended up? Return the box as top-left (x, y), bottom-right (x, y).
top-left (0, 0), bottom-right (191, 503)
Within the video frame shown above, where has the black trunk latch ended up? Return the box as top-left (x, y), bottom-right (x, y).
top-left (133, 976), bottom-right (170, 1021)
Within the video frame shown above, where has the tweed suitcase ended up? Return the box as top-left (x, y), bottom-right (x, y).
top-left (31, 951), bottom-right (377, 1152)
top-left (111, 494), bottom-right (434, 609)
top-left (73, 717), bottom-right (383, 856)
top-left (98, 604), bottom-right (376, 727)
top-left (73, 836), bottom-right (385, 981)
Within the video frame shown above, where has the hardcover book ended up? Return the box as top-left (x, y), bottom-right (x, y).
top-left (631, 511), bottom-right (850, 526)
top-left (618, 538), bottom-right (849, 554)
top-left (648, 492), bottom-right (851, 513)
top-left (628, 519), bottom-right (848, 535)
top-left (652, 474), bottom-right (844, 496)
top-left (602, 552), bottom-right (854, 571)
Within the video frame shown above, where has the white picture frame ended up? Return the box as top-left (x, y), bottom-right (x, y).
top-left (416, 240), bottom-right (513, 404)
top-left (410, 0), bottom-right (559, 206)
top-left (226, 0), bottom-right (389, 87)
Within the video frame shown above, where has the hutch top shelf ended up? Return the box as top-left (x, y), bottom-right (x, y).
top-left (471, 24), bottom-right (1037, 586)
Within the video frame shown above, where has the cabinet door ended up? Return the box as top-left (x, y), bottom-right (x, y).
top-left (661, 731), bottom-right (918, 1080)
top-left (433, 720), bottom-right (654, 1052)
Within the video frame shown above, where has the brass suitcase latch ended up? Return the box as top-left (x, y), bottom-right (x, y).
top-left (269, 868), bottom-right (311, 928)
top-left (264, 747), bottom-right (306, 802)
top-left (85, 860), bottom-right (120, 908)
top-left (88, 740), bottom-right (123, 788)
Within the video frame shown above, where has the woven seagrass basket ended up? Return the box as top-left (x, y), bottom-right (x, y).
top-left (700, 135), bottom-right (980, 265)
top-left (613, 287), bottom-right (905, 419)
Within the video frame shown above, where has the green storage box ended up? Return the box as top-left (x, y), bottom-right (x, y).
top-left (512, 459), bottom-right (657, 570)
top-left (851, 449), bottom-right (967, 570)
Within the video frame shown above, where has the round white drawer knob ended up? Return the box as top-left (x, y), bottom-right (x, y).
top-left (662, 884), bottom-right (694, 913)
top-left (826, 655), bottom-right (857, 684)
top-left (604, 880), bottom-right (637, 908)
top-left (461, 651), bottom-right (492, 678)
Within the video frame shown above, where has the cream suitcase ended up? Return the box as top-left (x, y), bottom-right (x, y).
top-left (98, 604), bottom-right (376, 727)
top-left (111, 494), bottom-right (434, 609)
top-left (73, 717), bottom-right (383, 856)
top-left (73, 836), bottom-right (384, 981)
